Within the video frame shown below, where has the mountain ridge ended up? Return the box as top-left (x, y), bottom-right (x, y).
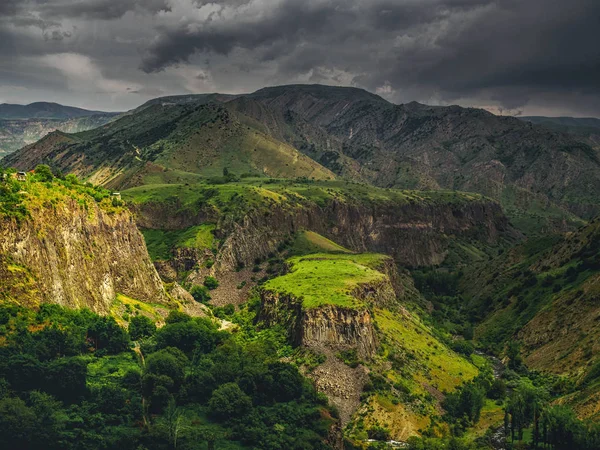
top-left (3, 84), bottom-right (600, 234)
top-left (0, 101), bottom-right (119, 120)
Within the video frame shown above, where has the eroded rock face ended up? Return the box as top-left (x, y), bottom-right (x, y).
top-left (0, 198), bottom-right (167, 314)
top-left (258, 266), bottom-right (399, 359)
top-left (130, 197), bottom-right (512, 279)
top-left (301, 306), bottom-right (379, 358)
top-left (216, 199), bottom-right (510, 271)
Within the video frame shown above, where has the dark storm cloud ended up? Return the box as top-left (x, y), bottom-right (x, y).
top-left (136, 0), bottom-right (600, 114)
top-left (1, 0), bottom-right (599, 115)
top-left (0, 0), bottom-right (170, 21)
top-left (140, 1), bottom-right (351, 73)
top-left (38, 0), bottom-right (171, 20)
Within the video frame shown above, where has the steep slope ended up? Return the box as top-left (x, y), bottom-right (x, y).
top-left (228, 85), bottom-right (600, 229)
top-left (462, 218), bottom-right (600, 417)
top-left (0, 171), bottom-right (169, 314)
top-left (121, 178), bottom-right (516, 308)
top-left (258, 247), bottom-right (478, 441)
top-left (0, 114), bottom-right (118, 157)
top-left (3, 102), bottom-right (335, 186)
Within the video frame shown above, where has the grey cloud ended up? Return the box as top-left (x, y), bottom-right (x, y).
top-left (140, 1), bottom-right (353, 72)
top-left (1, 0), bottom-right (600, 116)
top-left (39, 0), bottom-right (171, 20)
top-left (138, 0), bottom-right (600, 113)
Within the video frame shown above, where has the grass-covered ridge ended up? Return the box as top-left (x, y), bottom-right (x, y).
top-left (122, 178), bottom-right (490, 225)
top-left (0, 166), bottom-right (125, 222)
top-left (263, 252), bottom-right (389, 309)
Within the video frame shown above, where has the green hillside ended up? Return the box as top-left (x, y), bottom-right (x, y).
top-left (3, 102), bottom-right (335, 188)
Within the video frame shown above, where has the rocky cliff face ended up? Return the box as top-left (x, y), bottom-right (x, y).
top-left (212, 197), bottom-right (512, 272)
top-left (258, 257), bottom-right (401, 358)
top-left (0, 196), bottom-right (168, 314)
top-left (260, 290), bottom-right (380, 358)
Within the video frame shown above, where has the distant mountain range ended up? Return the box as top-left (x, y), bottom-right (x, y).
top-left (0, 102), bottom-right (120, 157)
top-left (0, 101), bottom-right (116, 120)
top-left (3, 85), bottom-right (600, 233)
top-left (519, 116), bottom-right (600, 147)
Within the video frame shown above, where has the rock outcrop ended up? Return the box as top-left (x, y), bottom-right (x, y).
top-left (137, 195), bottom-right (514, 277)
top-left (0, 196), bottom-right (168, 314)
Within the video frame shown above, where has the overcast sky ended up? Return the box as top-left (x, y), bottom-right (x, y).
top-left (1, 0), bottom-right (599, 116)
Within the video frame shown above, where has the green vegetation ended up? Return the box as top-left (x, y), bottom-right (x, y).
top-left (0, 304), bottom-right (336, 450)
top-left (500, 184), bottom-right (585, 236)
top-left (263, 252), bottom-right (388, 309)
top-left (0, 165), bottom-right (124, 222)
top-left (142, 224), bottom-right (216, 261)
top-left (290, 230), bottom-right (352, 255)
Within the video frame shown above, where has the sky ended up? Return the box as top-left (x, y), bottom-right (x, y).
top-left (0, 0), bottom-right (599, 117)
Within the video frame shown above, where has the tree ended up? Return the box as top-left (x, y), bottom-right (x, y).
top-left (155, 318), bottom-right (224, 354)
top-left (163, 399), bottom-right (184, 449)
top-left (87, 316), bottom-right (130, 354)
top-left (190, 285), bottom-right (211, 303)
top-left (208, 382), bottom-right (252, 420)
top-left (34, 165), bottom-right (54, 182)
top-left (506, 341), bottom-right (524, 371)
top-left (129, 315), bottom-right (156, 341)
top-left (203, 276), bottom-right (219, 290)
top-left (541, 405), bottom-right (578, 450)
top-left (145, 348), bottom-right (187, 388)
top-left (165, 311), bottom-right (192, 325)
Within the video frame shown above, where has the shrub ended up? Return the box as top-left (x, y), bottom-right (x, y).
top-left (203, 276), bottom-right (219, 290)
top-left (208, 382), bottom-right (252, 419)
top-left (129, 315), bottom-right (156, 340)
top-left (367, 426), bottom-right (391, 441)
top-left (190, 285), bottom-right (211, 303)
top-left (34, 165), bottom-right (54, 182)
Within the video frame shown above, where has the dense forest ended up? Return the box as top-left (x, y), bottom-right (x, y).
top-left (0, 304), bottom-right (335, 450)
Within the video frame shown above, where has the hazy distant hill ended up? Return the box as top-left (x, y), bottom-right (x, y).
top-left (0, 102), bottom-right (120, 157)
top-left (0, 101), bottom-right (116, 120)
top-left (520, 116), bottom-right (600, 147)
top-left (0, 114), bottom-right (118, 157)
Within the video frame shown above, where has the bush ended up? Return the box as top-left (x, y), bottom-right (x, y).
top-left (208, 382), bottom-right (252, 419)
top-left (452, 340), bottom-right (474, 357)
top-left (203, 276), bottom-right (219, 290)
top-left (129, 315), bottom-right (156, 340)
top-left (190, 285), bottom-right (211, 303)
top-left (34, 165), bottom-right (54, 182)
top-left (367, 426), bottom-right (391, 441)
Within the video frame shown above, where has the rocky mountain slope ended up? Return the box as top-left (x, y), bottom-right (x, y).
top-left (0, 171), bottom-right (168, 314)
top-left (230, 85), bottom-right (600, 226)
top-left (4, 85), bottom-right (598, 234)
top-left (461, 217), bottom-right (600, 418)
